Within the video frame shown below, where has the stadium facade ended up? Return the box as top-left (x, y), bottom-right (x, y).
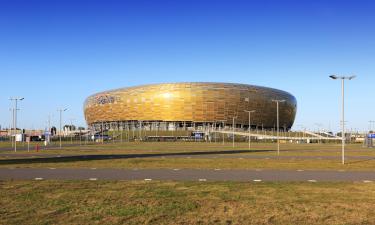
top-left (84, 82), bottom-right (297, 131)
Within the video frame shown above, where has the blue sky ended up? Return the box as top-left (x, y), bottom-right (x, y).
top-left (0, 0), bottom-right (374, 132)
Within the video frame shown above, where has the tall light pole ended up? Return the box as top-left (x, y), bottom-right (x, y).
top-left (272, 99), bottom-right (285, 156)
top-left (57, 108), bottom-right (68, 149)
top-left (244, 110), bottom-right (256, 150)
top-left (9, 97), bottom-right (24, 152)
top-left (329, 75), bottom-right (356, 165)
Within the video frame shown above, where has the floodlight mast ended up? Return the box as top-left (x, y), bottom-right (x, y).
top-left (272, 99), bottom-right (285, 156)
top-left (329, 75), bottom-right (356, 165)
top-left (9, 97), bottom-right (24, 152)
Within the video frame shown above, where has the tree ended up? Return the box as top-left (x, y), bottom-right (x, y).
top-left (63, 125), bottom-right (76, 131)
top-left (50, 127), bottom-right (57, 136)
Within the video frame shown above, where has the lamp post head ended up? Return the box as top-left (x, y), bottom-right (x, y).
top-left (244, 110), bottom-right (256, 113)
top-left (330, 75), bottom-right (356, 80)
top-left (272, 99), bottom-right (285, 103)
top-left (329, 75), bottom-right (338, 80)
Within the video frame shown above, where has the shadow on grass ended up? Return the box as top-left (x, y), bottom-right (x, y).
top-left (0, 149), bottom-right (275, 165)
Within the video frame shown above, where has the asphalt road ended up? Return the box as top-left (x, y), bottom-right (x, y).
top-left (1, 168), bottom-right (375, 182)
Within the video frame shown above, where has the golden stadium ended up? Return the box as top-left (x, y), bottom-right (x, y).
top-left (84, 82), bottom-right (297, 131)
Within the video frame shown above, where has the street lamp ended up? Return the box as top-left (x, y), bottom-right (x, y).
top-left (9, 97), bottom-right (24, 152)
top-left (244, 110), bottom-right (256, 150)
top-left (329, 75), bottom-right (356, 164)
top-left (57, 108), bottom-right (68, 149)
top-left (272, 99), bottom-right (285, 156)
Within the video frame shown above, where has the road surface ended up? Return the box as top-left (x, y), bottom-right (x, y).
top-left (1, 168), bottom-right (375, 182)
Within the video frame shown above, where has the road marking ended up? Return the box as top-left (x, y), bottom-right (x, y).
top-left (199, 179), bottom-right (207, 182)
top-left (363, 180), bottom-right (373, 183)
top-left (34, 178), bottom-right (44, 181)
top-left (89, 178), bottom-right (98, 181)
top-left (144, 179), bottom-right (152, 181)
top-left (253, 179), bottom-right (262, 182)
top-left (308, 180), bottom-right (317, 183)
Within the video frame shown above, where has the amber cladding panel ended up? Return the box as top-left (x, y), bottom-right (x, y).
top-left (84, 82), bottom-right (297, 129)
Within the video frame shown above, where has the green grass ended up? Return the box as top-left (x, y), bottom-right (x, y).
top-left (1, 180), bottom-right (375, 225)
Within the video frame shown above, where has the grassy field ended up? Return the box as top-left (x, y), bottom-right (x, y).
top-left (1, 142), bottom-right (375, 171)
top-left (2, 142), bottom-right (375, 225)
top-left (1, 180), bottom-right (375, 225)
top-left (0, 142), bottom-right (369, 155)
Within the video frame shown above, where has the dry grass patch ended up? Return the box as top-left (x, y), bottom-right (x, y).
top-left (1, 181), bottom-right (375, 224)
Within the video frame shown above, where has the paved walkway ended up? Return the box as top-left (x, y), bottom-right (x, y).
top-left (1, 168), bottom-right (375, 182)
